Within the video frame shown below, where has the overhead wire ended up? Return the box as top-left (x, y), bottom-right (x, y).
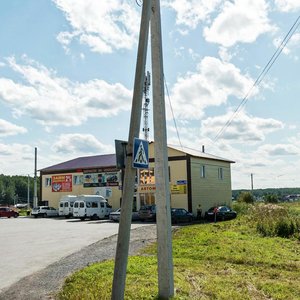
top-left (164, 75), bottom-right (183, 150)
top-left (212, 15), bottom-right (300, 144)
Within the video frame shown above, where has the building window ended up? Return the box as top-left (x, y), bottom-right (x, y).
top-left (73, 175), bottom-right (83, 185)
top-left (218, 167), bottom-right (223, 180)
top-left (45, 178), bottom-right (52, 186)
top-left (200, 165), bottom-right (206, 178)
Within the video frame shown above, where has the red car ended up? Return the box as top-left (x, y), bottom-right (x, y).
top-left (0, 207), bottom-right (19, 218)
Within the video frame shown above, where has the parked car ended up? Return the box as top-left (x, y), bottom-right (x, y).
top-left (31, 206), bottom-right (58, 218)
top-left (138, 204), bottom-right (156, 221)
top-left (205, 206), bottom-right (237, 221)
top-left (109, 208), bottom-right (140, 222)
top-left (0, 207), bottom-right (19, 218)
top-left (171, 208), bottom-right (194, 224)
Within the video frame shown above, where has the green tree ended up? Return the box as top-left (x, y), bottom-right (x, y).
top-left (264, 193), bottom-right (279, 203)
top-left (237, 191), bottom-right (254, 204)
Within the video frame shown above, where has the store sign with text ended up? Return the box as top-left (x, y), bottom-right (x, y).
top-left (52, 175), bottom-right (72, 192)
top-left (138, 184), bottom-right (156, 193)
top-left (83, 170), bottom-right (120, 188)
top-left (170, 184), bottom-right (187, 194)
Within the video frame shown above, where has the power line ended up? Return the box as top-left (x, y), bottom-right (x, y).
top-left (164, 75), bottom-right (183, 149)
top-left (212, 15), bottom-right (300, 144)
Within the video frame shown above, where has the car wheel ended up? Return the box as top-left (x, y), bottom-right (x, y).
top-left (8, 216), bottom-right (11, 218)
top-left (14, 215), bottom-right (18, 218)
top-left (91, 214), bottom-right (98, 220)
top-left (34, 215), bottom-right (38, 218)
top-left (80, 217), bottom-right (85, 221)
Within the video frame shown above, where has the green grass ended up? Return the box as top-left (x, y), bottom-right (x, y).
top-left (57, 203), bottom-right (300, 300)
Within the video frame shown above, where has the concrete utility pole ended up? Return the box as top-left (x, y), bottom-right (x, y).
top-left (111, 1), bottom-right (151, 299)
top-left (151, 0), bottom-right (174, 297)
top-left (112, 1), bottom-right (174, 299)
top-left (27, 174), bottom-right (30, 209)
top-left (33, 147), bottom-right (38, 207)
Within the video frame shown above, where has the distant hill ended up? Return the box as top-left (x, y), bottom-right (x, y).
top-left (232, 187), bottom-right (300, 200)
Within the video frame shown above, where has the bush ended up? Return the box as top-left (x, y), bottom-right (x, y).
top-left (264, 193), bottom-right (279, 203)
top-left (232, 202), bottom-right (250, 216)
top-left (237, 191), bottom-right (254, 204)
top-left (252, 204), bottom-right (300, 239)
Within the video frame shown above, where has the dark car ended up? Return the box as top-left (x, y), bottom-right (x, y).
top-left (171, 208), bottom-right (193, 224)
top-left (0, 207), bottom-right (19, 218)
top-left (138, 205), bottom-right (156, 221)
top-left (205, 206), bottom-right (237, 221)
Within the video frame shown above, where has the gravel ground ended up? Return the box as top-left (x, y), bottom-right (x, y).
top-left (0, 225), bottom-right (157, 300)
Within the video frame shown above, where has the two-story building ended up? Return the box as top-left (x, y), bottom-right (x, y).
top-left (39, 142), bottom-right (234, 216)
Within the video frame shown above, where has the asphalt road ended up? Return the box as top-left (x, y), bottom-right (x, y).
top-left (0, 216), bottom-right (149, 292)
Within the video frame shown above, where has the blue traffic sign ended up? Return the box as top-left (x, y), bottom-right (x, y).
top-left (133, 138), bottom-right (149, 169)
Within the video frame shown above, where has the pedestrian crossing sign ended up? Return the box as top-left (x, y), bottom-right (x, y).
top-left (133, 138), bottom-right (149, 169)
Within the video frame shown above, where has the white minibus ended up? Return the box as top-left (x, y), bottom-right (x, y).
top-left (73, 195), bottom-right (111, 220)
top-left (58, 195), bottom-right (78, 218)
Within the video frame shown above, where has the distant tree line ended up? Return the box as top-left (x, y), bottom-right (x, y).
top-left (233, 188), bottom-right (300, 203)
top-left (0, 174), bottom-right (40, 206)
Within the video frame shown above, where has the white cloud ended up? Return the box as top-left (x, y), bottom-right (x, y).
top-left (163, 0), bottom-right (222, 29)
top-left (0, 143), bottom-right (35, 175)
top-left (169, 56), bottom-right (256, 120)
top-left (0, 119), bottom-right (27, 137)
top-left (52, 133), bottom-right (114, 154)
top-left (201, 110), bottom-right (284, 143)
top-left (0, 56), bottom-right (132, 128)
top-left (204, 0), bottom-right (276, 47)
top-left (275, 0), bottom-right (300, 12)
top-left (53, 0), bottom-right (140, 54)
top-left (260, 143), bottom-right (299, 156)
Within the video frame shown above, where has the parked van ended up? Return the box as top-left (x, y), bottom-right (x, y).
top-left (73, 195), bottom-right (112, 220)
top-left (58, 195), bottom-right (78, 218)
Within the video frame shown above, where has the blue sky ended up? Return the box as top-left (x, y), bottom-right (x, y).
top-left (0, 0), bottom-right (299, 189)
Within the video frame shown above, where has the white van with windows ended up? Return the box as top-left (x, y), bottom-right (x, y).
top-left (58, 195), bottom-right (78, 218)
top-left (73, 195), bottom-right (112, 220)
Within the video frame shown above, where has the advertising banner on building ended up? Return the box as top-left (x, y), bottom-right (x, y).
top-left (52, 175), bottom-right (72, 192)
top-left (83, 171), bottom-right (120, 188)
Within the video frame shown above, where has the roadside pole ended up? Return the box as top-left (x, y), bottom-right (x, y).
top-left (151, 0), bottom-right (174, 298)
top-left (27, 174), bottom-right (30, 209)
top-left (33, 147), bottom-right (38, 208)
top-left (111, 1), bottom-right (151, 299)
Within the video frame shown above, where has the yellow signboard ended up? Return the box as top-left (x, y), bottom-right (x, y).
top-left (138, 184), bottom-right (187, 194)
top-left (170, 184), bottom-right (186, 194)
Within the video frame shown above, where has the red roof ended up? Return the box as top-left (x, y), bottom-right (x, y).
top-left (40, 154), bottom-right (116, 173)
